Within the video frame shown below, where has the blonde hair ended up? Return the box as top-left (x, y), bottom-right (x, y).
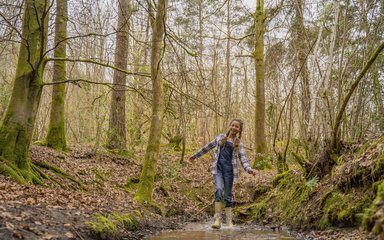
top-left (219, 118), bottom-right (243, 153)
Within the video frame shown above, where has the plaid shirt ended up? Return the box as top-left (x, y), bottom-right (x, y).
top-left (192, 134), bottom-right (252, 182)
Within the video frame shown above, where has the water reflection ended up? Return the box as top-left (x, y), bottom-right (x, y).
top-left (147, 223), bottom-right (296, 240)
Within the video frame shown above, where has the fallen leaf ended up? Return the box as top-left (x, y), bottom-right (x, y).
top-left (65, 232), bottom-right (75, 238)
top-left (12, 231), bottom-right (24, 239)
top-left (5, 222), bottom-right (15, 231)
top-left (26, 197), bottom-right (36, 205)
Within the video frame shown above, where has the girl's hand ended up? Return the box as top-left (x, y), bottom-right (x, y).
top-left (188, 156), bottom-right (196, 162)
top-left (248, 169), bottom-right (257, 176)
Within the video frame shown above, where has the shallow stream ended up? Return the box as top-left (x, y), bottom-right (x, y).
top-left (147, 222), bottom-right (296, 240)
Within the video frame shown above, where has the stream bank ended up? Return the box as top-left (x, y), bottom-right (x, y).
top-left (0, 141), bottom-right (379, 239)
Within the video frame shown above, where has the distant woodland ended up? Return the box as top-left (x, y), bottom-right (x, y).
top-left (0, 0), bottom-right (383, 199)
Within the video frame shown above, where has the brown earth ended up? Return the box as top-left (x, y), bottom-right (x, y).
top-left (0, 144), bottom-right (372, 239)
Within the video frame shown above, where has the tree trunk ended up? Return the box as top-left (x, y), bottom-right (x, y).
top-left (323, 1), bottom-right (340, 134)
top-left (197, 0), bottom-right (206, 146)
top-left (0, 0), bottom-right (49, 183)
top-left (225, 0), bottom-right (232, 123)
top-left (253, 0), bottom-right (267, 168)
top-left (292, 0), bottom-right (310, 142)
top-left (46, 0), bottom-right (68, 151)
top-left (372, 68), bottom-right (384, 130)
top-left (107, 0), bottom-right (131, 150)
top-left (332, 41), bottom-right (384, 150)
top-left (135, 0), bottom-right (168, 203)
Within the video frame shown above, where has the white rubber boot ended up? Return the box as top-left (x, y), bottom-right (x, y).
top-left (225, 207), bottom-right (233, 228)
top-left (211, 202), bottom-right (222, 229)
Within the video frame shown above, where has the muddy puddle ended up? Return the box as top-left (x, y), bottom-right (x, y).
top-left (147, 222), bottom-right (296, 240)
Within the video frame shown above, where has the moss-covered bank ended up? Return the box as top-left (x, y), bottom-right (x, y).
top-left (238, 136), bottom-right (384, 238)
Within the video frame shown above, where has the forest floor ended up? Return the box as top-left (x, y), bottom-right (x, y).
top-left (0, 144), bottom-right (373, 239)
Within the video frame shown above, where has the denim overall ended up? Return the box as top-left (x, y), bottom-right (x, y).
top-left (214, 141), bottom-right (234, 208)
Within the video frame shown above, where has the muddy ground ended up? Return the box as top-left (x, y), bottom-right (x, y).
top-left (0, 145), bottom-right (372, 239)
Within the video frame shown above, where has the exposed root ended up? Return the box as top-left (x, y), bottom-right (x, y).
top-left (0, 156), bottom-right (28, 184)
top-left (0, 156), bottom-right (84, 189)
top-left (33, 160), bottom-right (85, 190)
top-left (31, 164), bottom-right (65, 188)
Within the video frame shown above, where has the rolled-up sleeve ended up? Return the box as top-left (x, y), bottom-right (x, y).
top-left (238, 143), bottom-right (252, 172)
top-left (192, 135), bottom-right (221, 158)
top-left (193, 137), bottom-right (217, 158)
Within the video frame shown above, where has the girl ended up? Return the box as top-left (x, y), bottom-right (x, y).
top-left (189, 119), bottom-right (256, 229)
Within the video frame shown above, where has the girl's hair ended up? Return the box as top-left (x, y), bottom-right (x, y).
top-left (219, 118), bottom-right (243, 153)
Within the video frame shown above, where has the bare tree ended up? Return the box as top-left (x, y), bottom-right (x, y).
top-left (0, 0), bottom-right (50, 183)
top-left (107, 0), bottom-right (132, 150)
top-left (135, 0), bottom-right (168, 203)
top-left (253, 0), bottom-right (267, 168)
top-left (45, 0), bottom-right (68, 151)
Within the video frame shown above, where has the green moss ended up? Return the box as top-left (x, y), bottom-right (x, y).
top-left (254, 158), bottom-right (273, 170)
top-left (139, 200), bottom-right (166, 217)
top-left (111, 213), bottom-right (138, 230)
top-left (252, 186), bottom-right (269, 200)
top-left (0, 160), bottom-right (27, 184)
top-left (356, 137), bottom-right (383, 158)
top-left (374, 156), bottom-right (384, 175)
top-left (87, 212), bottom-right (142, 239)
top-left (34, 140), bottom-right (47, 146)
top-left (317, 190), bottom-right (371, 229)
top-left (34, 161), bottom-right (84, 190)
top-left (46, 124), bottom-right (67, 151)
top-left (250, 196), bottom-right (270, 219)
top-left (93, 168), bottom-right (111, 186)
top-left (362, 180), bottom-right (384, 234)
top-left (272, 170), bottom-right (292, 187)
top-left (124, 178), bottom-right (139, 192)
top-left (87, 214), bottom-right (117, 239)
top-left (166, 207), bottom-right (184, 217)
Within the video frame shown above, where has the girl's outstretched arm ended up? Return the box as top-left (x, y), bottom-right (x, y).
top-left (239, 143), bottom-right (257, 176)
top-left (189, 134), bottom-right (223, 161)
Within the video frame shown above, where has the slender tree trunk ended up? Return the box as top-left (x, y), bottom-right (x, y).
top-left (359, 0), bottom-right (384, 130)
top-left (107, 0), bottom-right (131, 150)
top-left (197, 0), bottom-right (206, 146)
top-left (0, 0), bottom-right (49, 183)
top-left (46, 0), bottom-right (68, 151)
top-left (135, 0), bottom-right (168, 202)
top-left (323, 1), bottom-right (340, 132)
top-left (225, 0), bottom-right (231, 123)
top-left (130, 1), bottom-right (152, 153)
top-left (211, 46), bottom-right (220, 136)
top-left (372, 67), bottom-right (384, 129)
top-left (292, 0), bottom-right (310, 141)
top-left (332, 41), bottom-right (384, 150)
top-left (253, 0), bottom-right (267, 168)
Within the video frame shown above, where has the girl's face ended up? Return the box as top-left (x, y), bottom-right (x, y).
top-left (229, 121), bottom-right (241, 135)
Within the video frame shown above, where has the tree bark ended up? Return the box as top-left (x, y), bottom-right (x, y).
top-left (107, 0), bottom-right (131, 150)
top-left (225, 0), bottom-right (232, 123)
top-left (292, 0), bottom-right (310, 141)
top-left (332, 41), bottom-right (384, 150)
top-left (0, 0), bottom-right (49, 183)
top-left (135, 0), bottom-right (168, 203)
top-left (253, 0), bottom-right (267, 168)
top-left (46, 0), bottom-right (68, 151)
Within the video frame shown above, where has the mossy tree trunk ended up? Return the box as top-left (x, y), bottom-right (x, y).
top-left (129, 0), bottom-right (152, 153)
top-left (292, 0), bottom-right (310, 143)
top-left (332, 41), bottom-right (384, 151)
top-left (0, 0), bottom-right (49, 183)
top-left (45, 0), bottom-right (68, 151)
top-left (253, 0), bottom-right (267, 168)
top-left (107, 0), bottom-right (131, 150)
top-left (225, 0), bottom-right (232, 123)
top-left (134, 0), bottom-right (167, 203)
